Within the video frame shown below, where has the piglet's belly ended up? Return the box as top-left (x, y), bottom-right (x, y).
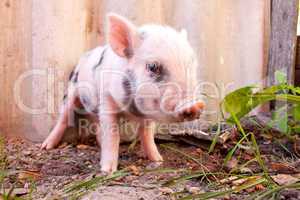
top-left (76, 83), bottom-right (99, 113)
top-left (117, 116), bottom-right (140, 142)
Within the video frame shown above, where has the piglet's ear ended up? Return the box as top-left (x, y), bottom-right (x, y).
top-left (107, 13), bottom-right (139, 58)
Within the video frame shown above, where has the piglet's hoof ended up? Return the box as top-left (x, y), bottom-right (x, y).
top-left (40, 138), bottom-right (58, 150)
top-left (146, 161), bottom-right (163, 170)
top-left (98, 171), bottom-right (110, 177)
top-left (100, 162), bottom-right (118, 175)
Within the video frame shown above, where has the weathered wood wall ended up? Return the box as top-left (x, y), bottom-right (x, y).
top-left (0, 0), bottom-right (270, 141)
top-left (296, 37), bottom-right (300, 86)
top-left (0, 1), bottom-right (32, 137)
top-left (267, 0), bottom-right (299, 86)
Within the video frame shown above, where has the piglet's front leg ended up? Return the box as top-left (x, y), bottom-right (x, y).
top-left (139, 121), bottom-right (163, 163)
top-left (99, 97), bottom-right (120, 174)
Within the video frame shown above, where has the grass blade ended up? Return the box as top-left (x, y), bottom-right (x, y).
top-left (254, 182), bottom-right (300, 200)
top-left (208, 116), bottom-right (222, 153)
top-left (179, 177), bottom-right (266, 200)
top-left (250, 133), bottom-right (272, 182)
top-left (163, 172), bottom-right (225, 187)
top-left (160, 144), bottom-right (217, 183)
top-left (224, 132), bottom-right (251, 165)
top-left (62, 170), bottom-right (130, 199)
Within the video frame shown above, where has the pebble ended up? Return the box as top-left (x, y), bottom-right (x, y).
top-left (12, 188), bottom-right (29, 195)
top-left (23, 150), bottom-right (32, 156)
top-left (146, 162), bottom-right (162, 170)
top-left (186, 186), bottom-right (201, 194)
top-left (159, 187), bottom-right (174, 194)
top-left (76, 144), bottom-right (89, 149)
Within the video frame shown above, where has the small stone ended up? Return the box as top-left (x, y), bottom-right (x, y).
top-left (12, 188), bottom-right (29, 195)
top-left (232, 177), bottom-right (248, 186)
top-left (196, 148), bottom-right (203, 154)
top-left (79, 152), bottom-right (85, 156)
top-left (18, 171), bottom-right (41, 181)
top-left (77, 144), bottom-right (89, 150)
top-left (225, 157), bottom-right (238, 170)
top-left (146, 162), bottom-right (163, 170)
top-left (58, 142), bottom-right (68, 148)
top-left (71, 174), bottom-right (79, 179)
top-left (240, 167), bottom-right (252, 173)
top-left (125, 175), bottom-right (137, 182)
top-left (23, 150), bottom-right (32, 156)
top-left (255, 184), bottom-right (265, 191)
top-left (84, 161), bottom-right (91, 165)
top-left (128, 165), bottom-right (140, 175)
top-left (272, 174), bottom-right (299, 185)
top-left (186, 186), bottom-right (201, 194)
top-left (159, 187), bottom-right (174, 194)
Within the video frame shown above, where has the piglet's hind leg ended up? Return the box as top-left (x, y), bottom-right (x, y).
top-left (41, 89), bottom-right (77, 150)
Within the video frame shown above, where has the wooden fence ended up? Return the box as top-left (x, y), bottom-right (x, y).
top-left (0, 0), bottom-right (298, 141)
top-left (295, 37), bottom-right (300, 86)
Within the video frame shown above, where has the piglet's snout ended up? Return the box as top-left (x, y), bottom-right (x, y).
top-left (176, 101), bottom-right (205, 121)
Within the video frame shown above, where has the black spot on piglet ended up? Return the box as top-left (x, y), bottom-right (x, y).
top-left (68, 70), bottom-right (74, 81)
top-left (93, 48), bottom-right (107, 71)
top-left (73, 72), bottom-right (79, 83)
top-left (68, 68), bottom-right (79, 83)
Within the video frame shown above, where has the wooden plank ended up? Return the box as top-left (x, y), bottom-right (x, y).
top-left (267, 0), bottom-right (299, 85)
top-left (263, 0), bottom-right (271, 76)
top-left (0, 0), bottom-right (271, 141)
top-left (29, 0), bottom-right (103, 141)
top-left (295, 37), bottom-right (300, 86)
top-left (0, 0), bottom-right (32, 137)
top-left (296, 69), bottom-right (300, 86)
top-left (295, 37), bottom-right (300, 69)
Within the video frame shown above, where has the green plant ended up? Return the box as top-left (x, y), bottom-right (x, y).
top-left (171, 71), bottom-right (300, 200)
top-left (0, 137), bottom-right (29, 200)
top-left (222, 72), bottom-right (300, 136)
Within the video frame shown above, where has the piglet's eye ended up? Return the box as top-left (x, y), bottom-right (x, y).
top-left (146, 62), bottom-right (162, 75)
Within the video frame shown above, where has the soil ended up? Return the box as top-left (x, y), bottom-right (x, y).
top-left (1, 123), bottom-right (300, 200)
top-left (3, 138), bottom-right (215, 200)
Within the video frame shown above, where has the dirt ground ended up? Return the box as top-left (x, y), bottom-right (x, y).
top-left (3, 138), bottom-right (217, 200)
top-left (1, 124), bottom-right (300, 200)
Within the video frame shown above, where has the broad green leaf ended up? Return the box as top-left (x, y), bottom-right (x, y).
top-left (222, 86), bottom-right (257, 122)
top-left (223, 84), bottom-right (300, 122)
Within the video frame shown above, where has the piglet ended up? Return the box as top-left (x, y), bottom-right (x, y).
top-left (41, 13), bottom-right (204, 173)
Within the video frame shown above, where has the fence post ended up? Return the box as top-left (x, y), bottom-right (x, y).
top-left (267, 0), bottom-right (299, 85)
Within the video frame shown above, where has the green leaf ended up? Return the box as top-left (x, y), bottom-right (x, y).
top-left (275, 71), bottom-right (287, 84)
top-left (293, 126), bottom-right (300, 134)
top-left (222, 84), bottom-right (300, 123)
top-left (278, 115), bottom-right (289, 133)
top-left (270, 106), bottom-right (290, 134)
top-left (222, 86), bottom-right (279, 122)
top-left (293, 105), bottom-right (300, 121)
top-left (222, 86), bottom-right (256, 122)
